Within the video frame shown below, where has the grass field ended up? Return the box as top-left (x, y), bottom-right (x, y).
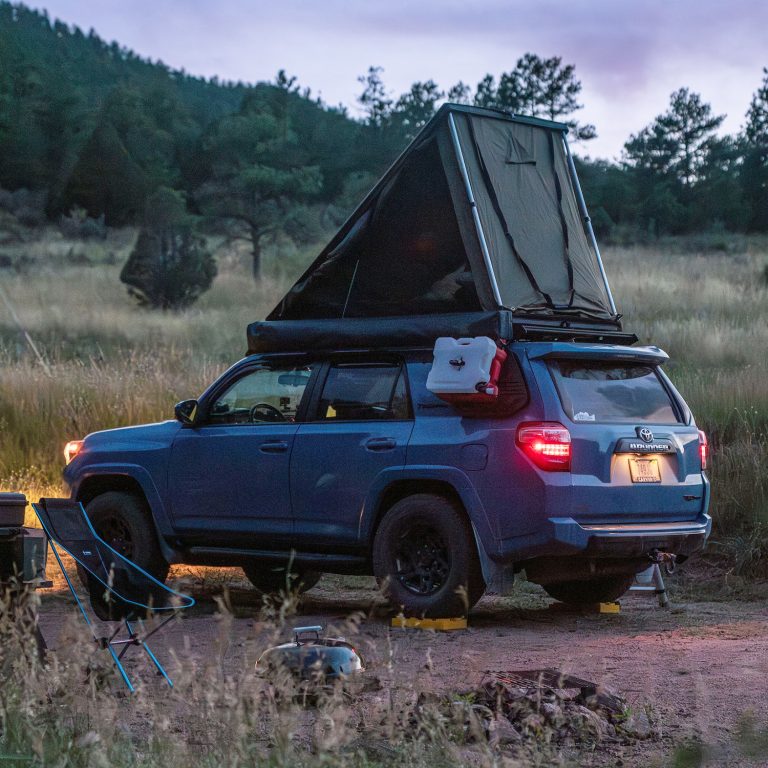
top-left (1, 228), bottom-right (767, 767)
top-left (0, 229), bottom-right (766, 565)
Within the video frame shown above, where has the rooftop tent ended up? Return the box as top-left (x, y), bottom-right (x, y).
top-left (253, 105), bottom-right (619, 352)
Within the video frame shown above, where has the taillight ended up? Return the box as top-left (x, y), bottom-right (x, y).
top-left (64, 440), bottom-right (84, 464)
top-left (517, 422), bottom-right (571, 471)
top-left (698, 430), bottom-right (708, 471)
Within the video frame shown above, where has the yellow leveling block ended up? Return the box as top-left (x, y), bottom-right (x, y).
top-left (598, 602), bottom-right (621, 614)
top-left (390, 616), bottom-right (468, 631)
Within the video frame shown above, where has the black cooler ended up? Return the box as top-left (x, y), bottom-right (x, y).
top-left (0, 493), bottom-right (48, 583)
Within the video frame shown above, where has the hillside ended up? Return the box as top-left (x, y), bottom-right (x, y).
top-left (0, 2), bottom-right (386, 224)
top-left (1, 1), bottom-right (766, 239)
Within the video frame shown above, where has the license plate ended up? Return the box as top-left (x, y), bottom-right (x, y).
top-left (628, 458), bottom-right (661, 483)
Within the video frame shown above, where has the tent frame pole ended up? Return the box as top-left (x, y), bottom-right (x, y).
top-left (448, 113), bottom-right (504, 307)
top-left (562, 135), bottom-right (618, 316)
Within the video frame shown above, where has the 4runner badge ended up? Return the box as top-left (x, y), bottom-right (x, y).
top-left (638, 427), bottom-right (654, 443)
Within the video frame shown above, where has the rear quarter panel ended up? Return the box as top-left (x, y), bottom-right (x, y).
top-left (403, 354), bottom-right (551, 556)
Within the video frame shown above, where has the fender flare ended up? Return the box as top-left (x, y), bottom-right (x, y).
top-left (359, 465), bottom-right (500, 561)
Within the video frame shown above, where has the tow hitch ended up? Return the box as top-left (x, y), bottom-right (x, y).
top-left (647, 549), bottom-right (677, 576)
top-left (630, 550), bottom-right (678, 608)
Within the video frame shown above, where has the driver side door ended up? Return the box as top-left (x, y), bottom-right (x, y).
top-left (168, 360), bottom-right (316, 549)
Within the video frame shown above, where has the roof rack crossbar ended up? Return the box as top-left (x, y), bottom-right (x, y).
top-left (514, 323), bottom-right (638, 345)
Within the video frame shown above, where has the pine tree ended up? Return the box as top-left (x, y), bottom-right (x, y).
top-left (196, 99), bottom-right (322, 279)
top-left (625, 89), bottom-right (725, 186)
top-left (742, 68), bottom-right (768, 230)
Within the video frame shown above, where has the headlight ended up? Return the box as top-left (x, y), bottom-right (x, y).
top-left (64, 440), bottom-right (84, 464)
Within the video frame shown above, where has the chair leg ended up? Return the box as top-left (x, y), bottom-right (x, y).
top-left (107, 643), bottom-right (135, 692)
top-left (46, 539), bottom-right (177, 693)
top-left (129, 620), bottom-right (174, 687)
top-left (140, 641), bottom-right (173, 688)
top-left (48, 541), bottom-right (93, 628)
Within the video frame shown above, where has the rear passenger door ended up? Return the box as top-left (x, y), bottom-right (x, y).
top-left (290, 359), bottom-right (414, 549)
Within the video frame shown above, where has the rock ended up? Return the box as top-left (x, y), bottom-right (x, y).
top-left (470, 703), bottom-right (494, 721)
top-left (541, 701), bottom-right (561, 721)
top-left (521, 713), bottom-right (546, 733)
top-left (489, 715), bottom-right (522, 746)
top-left (572, 704), bottom-right (606, 738)
top-left (623, 711), bottom-right (653, 739)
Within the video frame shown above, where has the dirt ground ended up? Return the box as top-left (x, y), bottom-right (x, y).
top-left (36, 568), bottom-right (768, 766)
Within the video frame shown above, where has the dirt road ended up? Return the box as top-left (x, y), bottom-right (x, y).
top-left (37, 570), bottom-right (768, 766)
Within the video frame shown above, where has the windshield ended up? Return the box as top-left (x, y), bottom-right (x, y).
top-left (549, 360), bottom-right (680, 424)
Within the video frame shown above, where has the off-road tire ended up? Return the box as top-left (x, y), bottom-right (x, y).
top-left (373, 493), bottom-right (485, 618)
top-left (543, 575), bottom-right (635, 605)
top-left (77, 492), bottom-right (169, 586)
top-left (242, 564), bottom-right (321, 595)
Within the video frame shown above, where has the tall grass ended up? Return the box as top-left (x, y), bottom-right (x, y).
top-left (0, 230), bottom-right (766, 552)
top-left (604, 241), bottom-right (768, 564)
top-left (0, 588), bottom-right (467, 767)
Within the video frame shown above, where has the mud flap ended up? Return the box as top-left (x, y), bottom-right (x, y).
top-left (472, 522), bottom-right (515, 595)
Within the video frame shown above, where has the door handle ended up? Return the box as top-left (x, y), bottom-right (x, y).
top-left (260, 441), bottom-right (289, 454)
top-left (365, 437), bottom-right (397, 451)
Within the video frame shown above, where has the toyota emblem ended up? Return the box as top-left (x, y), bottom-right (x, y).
top-left (638, 427), bottom-right (654, 443)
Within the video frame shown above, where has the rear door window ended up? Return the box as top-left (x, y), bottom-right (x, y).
top-left (315, 363), bottom-right (410, 421)
top-left (548, 361), bottom-right (680, 424)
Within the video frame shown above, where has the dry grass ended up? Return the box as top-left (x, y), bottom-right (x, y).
top-left (0, 230), bottom-right (766, 540)
top-left (0, 231), bottom-right (766, 765)
top-left (6, 571), bottom-right (636, 768)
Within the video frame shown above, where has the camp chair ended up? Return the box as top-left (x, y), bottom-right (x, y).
top-left (32, 498), bottom-right (194, 692)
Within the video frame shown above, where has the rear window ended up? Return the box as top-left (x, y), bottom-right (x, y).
top-left (316, 363), bottom-right (410, 421)
top-left (548, 361), bottom-right (680, 424)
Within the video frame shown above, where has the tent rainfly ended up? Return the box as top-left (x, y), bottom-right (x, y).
top-left (249, 104), bottom-right (621, 353)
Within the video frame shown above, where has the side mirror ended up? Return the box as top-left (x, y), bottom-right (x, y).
top-left (174, 399), bottom-right (198, 426)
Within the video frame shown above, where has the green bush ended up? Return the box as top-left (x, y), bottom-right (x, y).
top-left (120, 188), bottom-right (217, 310)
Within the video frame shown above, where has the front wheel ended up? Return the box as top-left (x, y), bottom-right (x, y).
top-left (373, 494), bottom-right (485, 618)
top-left (78, 491), bottom-right (169, 588)
top-left (543, 575), bottom-right (635, 605)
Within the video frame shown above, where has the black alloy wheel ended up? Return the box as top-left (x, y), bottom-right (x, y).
top-left (95, 513), bottom-right (135, 559)
top-left (373, 493), bottom-right (485, 617)
top-left (78, 492), bottom-right (169, 588)
top-left (392, 523), bottom-right (451, 596)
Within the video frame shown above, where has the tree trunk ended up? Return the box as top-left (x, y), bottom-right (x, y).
top-left (251, 227), bottom-right (261, 280)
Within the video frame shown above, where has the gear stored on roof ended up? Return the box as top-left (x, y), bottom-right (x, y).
top-left (251, 104), bottom-right (619, 354)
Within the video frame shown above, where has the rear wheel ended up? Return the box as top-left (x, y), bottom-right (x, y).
top-left (373, 494), bottom-right (485, 618)
top-left (543, 575), bottom-right (634, 605)
top-left (77, 492), bottom-right (169, 586)
top-left (242, 564), bottom-right (321, 595)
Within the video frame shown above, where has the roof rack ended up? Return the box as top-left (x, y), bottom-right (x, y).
top-left (513, 323), bottom-right (638, 345)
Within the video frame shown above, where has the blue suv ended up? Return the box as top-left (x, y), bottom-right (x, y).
top-left (63, 103), bottom-right (712, 616)
top-left (63, 338), bottom-right (710, 616)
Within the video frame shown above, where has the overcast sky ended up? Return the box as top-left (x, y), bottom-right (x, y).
top-left (34, 0), bottom-right (767, 159)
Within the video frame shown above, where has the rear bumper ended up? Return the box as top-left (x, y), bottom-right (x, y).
top-left (549, 513), bottom-right (712, 558)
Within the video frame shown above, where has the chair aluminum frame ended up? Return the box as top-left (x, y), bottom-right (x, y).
top-left (33, 501), bottom-right (194, 692)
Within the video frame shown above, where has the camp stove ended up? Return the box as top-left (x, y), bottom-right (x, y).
top-left (256, 625), bottom-right (365, 684)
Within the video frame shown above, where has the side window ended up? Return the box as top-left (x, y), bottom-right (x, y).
top-left (316, 363), bottom-right (410, 421)
top-left (207, 364), bottom-right (314, 425)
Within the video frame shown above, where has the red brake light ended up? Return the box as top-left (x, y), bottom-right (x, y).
top-left (517, 422), bottom-right (571, 471)
top-left (64, 440), bottom-right (83, 464)
top-left (698, 430), bottom-right (708, 471)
